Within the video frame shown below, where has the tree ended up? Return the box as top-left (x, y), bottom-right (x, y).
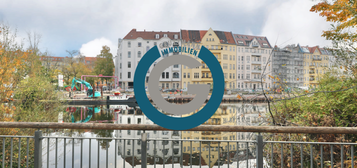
top-left (310, 0), bottom-right (357, 42)
top-left (311, 0), bottom-right (357, 77)
top-left (94, 46), bottom-right (115, 83)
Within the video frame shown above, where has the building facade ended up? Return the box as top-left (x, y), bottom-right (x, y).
top-left (115, 29), bottom-right (181, 90)
top-left (180, 28), bottom-right (237, 90)
top-left (233, 34), bottom-right (273, 90)
top-left (272, 44), bottom-right (304, 89)
top-left (301, 46), bottom-right (329, 87)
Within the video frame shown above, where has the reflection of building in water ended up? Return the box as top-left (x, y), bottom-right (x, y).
top-left (115, 108), bottom-right (181, 166)
top-left (181, 106), bottom-right (237, 168)
top-left (234, 103), bottom-right (267, 158)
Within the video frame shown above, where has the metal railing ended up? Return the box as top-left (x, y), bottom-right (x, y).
top-left (2, 122), bottom-right (357, 168)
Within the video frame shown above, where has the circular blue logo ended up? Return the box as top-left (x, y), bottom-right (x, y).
top-left (134, 46), bottom-right (224, 130)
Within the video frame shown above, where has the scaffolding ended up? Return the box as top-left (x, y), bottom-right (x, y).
top-left (272, 44), bottom-right (304, 89)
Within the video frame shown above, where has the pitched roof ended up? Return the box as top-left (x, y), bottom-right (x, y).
top-left (307, 46), bottom-right (321, 54)
top-left (123, 29), bottom-right (180, 40)
top-left (233, 34), bottom-right (272, 48)
top-left (180, 29), bottom-right (236, 44)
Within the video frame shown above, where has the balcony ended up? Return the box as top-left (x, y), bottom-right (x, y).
top-left (313, 58), bottom-right (322, 61)
top-left (309, 78), bottom-right (315, 81)
top-left (251, 61), bottom-right (261, 65)
top-left (201, 76), bottom-right (213, 81)
top-left (251, 78), bottom-right (261, 82)
top-left (309, 71), bottom-right (315, 74)
top-left (251, 69), bottom-right (261, 73)
top-left (201, 66), bottom-right (210, 72)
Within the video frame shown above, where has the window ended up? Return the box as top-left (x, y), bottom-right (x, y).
top-left (128, 62), bottom-right (131, 68)
top-left (154, 42), bottom-right (157, 46)
top-left (138, 42), bottom-right (141, 47)
top-left (128, 42), bottom-right (131, 48)
top-left (246, 74), bottom-right (250, 79)
top-left (230, 64), bottom-right (232, 70)
top-left (247, 56), bottom-right (250, 63)
top-left (128, 51), bottom-right (131, 58)
top-left (174, 34), bottom-right (178, 39)
top-left (194, 73), bottom-right (199, 78)
top-left (183, 73), bottom-right (186, 78)
top-left (187, 73), bottom-right (190, 78)
top-left (223, 55), bottom-right (228, 60)
top-left (120, 73), bottom-right (122, 79)
top-left (233, 55), bottom-right (235, 60)
top-left (173, 72), bottom-right (179, 78)
top-left (164, 34), bottom-right (168, 37)
top-left (246, 65), bottom-right (250, 70)
top-left (229, 73), bottom-right (232, 79)
top-left (223, 63), bottom-right (228, 69)
top-left (137, 118), bottom-right (141, 124)
top-left (138, 51), bottom-right (141, 58)
top-left (238, 74), bottom-right (240, 79)
top-left (166, 83), bottom-right (169, 88)
top-left (230, 55), bottom-right (232, 60)
top-left (173, 64), bottom-right (179, 68)
top-left (166, 72), bottom-right (169, 78)
top-left (128, 72), bottom-right (131, 79)
top-left (119, 63), bottom-right (122, 69)
top-left (155, 34), bottom-right (159, 39)
top-left (162, 72), bottom-right (165, 78)
top-left (233, 64), bottom-right (235, 70)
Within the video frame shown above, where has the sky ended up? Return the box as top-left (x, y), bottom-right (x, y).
top-left (0, 0), bottom-right (331, 57)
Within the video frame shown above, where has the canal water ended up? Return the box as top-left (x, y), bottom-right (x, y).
top-left (44, 103), bottom-right (268, 168)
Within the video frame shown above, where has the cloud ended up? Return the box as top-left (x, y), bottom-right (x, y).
top-left (79, 38), bottom-right (117, 57)
top-left (261, 0), bottom-right (332, 48)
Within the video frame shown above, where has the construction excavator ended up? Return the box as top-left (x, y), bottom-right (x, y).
top-left (71, 77), bottom-right (101, 98)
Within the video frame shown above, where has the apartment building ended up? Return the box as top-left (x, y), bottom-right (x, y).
top-left (115, 29), bottom-right (181, 90)
top-left (180, 28), bottom-right (236, 90)
top-left (301, 46), bottom-right (329, 87)
top-left (233, 34), bottom-right (273, 90)
top-left (272, 44), bottom-right (304, 89)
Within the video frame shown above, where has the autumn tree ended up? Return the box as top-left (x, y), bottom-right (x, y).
top-left (94, 45), bottom-right (115, 83)
top-left (311, 0), bottom-right (357, 77)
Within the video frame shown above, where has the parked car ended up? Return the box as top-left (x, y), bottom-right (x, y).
top-left (229, 88), bottom-right (241, 94)
top-left (163, 89), bottom-right (179, 93)
top-left (180, 88), bottom-right (188, 92)
top-left (125, 88), bottom-right (134, 92)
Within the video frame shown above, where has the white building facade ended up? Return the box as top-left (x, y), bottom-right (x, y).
top-left (233, 34), bottom-right (273, 90)
top-left (115, 29), bottom-right (181, 90)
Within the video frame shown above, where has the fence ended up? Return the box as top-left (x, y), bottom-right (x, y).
top-left (1, 122), bottom-right (357, 168)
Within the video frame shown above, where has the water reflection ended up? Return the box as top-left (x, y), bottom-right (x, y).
top-left (56, 103), bottom-right (267, 167)
top-left (114, 103), bottom-right (268, 167)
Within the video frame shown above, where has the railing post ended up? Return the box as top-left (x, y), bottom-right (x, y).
top-left (34, 130), bottom-right (42, 168)
top-left (256, 133), bottom-right (263, 168)
top-left (141, 132), bottom-right (147, 168)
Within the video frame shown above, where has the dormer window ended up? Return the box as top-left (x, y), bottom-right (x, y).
top-left (155, 34), bottom-right (159, 39)
top-left (174, 34), bottom-right (178, 39)
top-left (262, 43), bottom-right (268, 47)
top-left (238, 41), bottom-right (244, 45)
top-left (209, 33), bottom-right (212, 36)
top-left (163, 34), bottom-right (168, 38)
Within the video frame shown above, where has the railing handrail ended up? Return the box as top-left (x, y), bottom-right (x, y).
top-left (1, 122), bottom-right (357, 134)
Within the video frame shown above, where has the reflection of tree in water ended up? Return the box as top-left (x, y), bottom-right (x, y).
top-left (92, 106), bottom-right (114, 149)
top-left (93, 129), bottom-right (113, 149)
